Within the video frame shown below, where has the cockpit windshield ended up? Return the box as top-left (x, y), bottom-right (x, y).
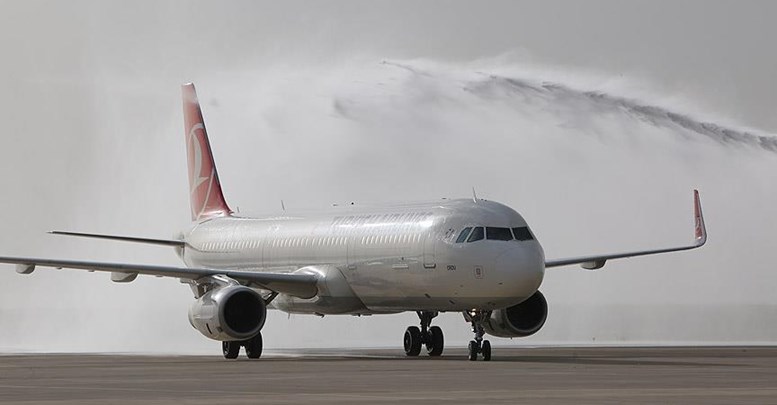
top-left (455, 227), bottom-right (472, 243)
top-left (486, 227), bottom-right (513, 241)
top-left (454, 225), bottom-right (534, 243)
top-left (467, 226), bottom-right (485, 242)
top-left (512, 227), bottom-right (534, 241)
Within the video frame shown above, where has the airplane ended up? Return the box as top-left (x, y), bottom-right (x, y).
top-left (0, 84), bottom-right (707, 361)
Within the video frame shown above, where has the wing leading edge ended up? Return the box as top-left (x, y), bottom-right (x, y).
top-left (48, 231), bottom-right (186, 247)
top-left (544, 190), bottom-right (707, 270)
top-left (0, 256), bottom-right (318, 298)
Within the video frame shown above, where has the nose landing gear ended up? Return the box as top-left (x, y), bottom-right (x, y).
top-left (464, 310), bottom-right (492, 361)
top-left (403, 311), bottom-right (444, 357)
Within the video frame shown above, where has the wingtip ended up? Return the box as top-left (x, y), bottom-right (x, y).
top-left (693, 189), bottom-right (707, 246)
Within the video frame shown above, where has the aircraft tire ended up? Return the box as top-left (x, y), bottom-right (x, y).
top-left (467, 340), bottom-right (478, 361)
top-left (222, 341), bottom-right (240, 359)
top-left (245, 333), bottom-right (263, 359)
top-left (404, 326), bottom-right (422, 356)
top-left (482, 340), bottom-right (492, 361)
top-left (427, 326), bottom-right (444, 356)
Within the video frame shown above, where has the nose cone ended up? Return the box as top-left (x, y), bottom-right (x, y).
top-left (495, 244), bottom-right (545, 298)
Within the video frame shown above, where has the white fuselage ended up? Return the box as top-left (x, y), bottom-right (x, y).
top-left (180, 199), bottom-right (545, 315)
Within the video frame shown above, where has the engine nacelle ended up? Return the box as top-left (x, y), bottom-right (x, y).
top-left (483, 290), bottom-right (548, 338)
top-left (188, 285), bottom-right (266, 341)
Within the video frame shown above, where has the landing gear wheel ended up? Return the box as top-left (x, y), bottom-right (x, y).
top-left (426, 326), bottom-right (444, 356)
top-left (222, 341), bottom-right (240, 359)
top-left (404, 326), bottom-right (422, 356)
top-left (468, 340), bottom-right (478, 361)
top-left (481, 340), bottom-right (491, 361)
top-left (244, 333), bottom-right (263, 359)
top-left (464, 309), bottom-right (493, 361)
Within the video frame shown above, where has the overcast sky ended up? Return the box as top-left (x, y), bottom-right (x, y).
top-left (0, 1), bottom-right (775, 353)
top-left (3, 1), bottom-right (775, 129)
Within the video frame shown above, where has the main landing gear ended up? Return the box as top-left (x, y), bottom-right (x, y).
top-left (404, 311), bottom-right (444, 357)
top-left (465, 310), bottom-right (491, 361)
top-left (222, 332), bottom-right (263, 359)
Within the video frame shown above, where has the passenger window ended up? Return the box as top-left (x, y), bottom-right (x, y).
top-left (486, 227), bottom-right (513, 241)
top-left (512, 227), bottom-right (534, 241)
top-left (456, 227), bottom-right (473, 243)
top-left (467, 227), bottom-right (484, 242)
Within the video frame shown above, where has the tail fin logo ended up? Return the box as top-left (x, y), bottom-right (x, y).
top-left (187, 123), bottom-right (216, 219)
top-left (182, 83), bottom-right (231, 221)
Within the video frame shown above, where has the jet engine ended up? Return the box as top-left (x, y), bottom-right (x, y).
top-left (483, 290), bottom-right (548, 338)
top-left (188, 285), bottom-right (266, 341)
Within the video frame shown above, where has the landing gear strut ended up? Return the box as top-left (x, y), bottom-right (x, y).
top-left (403, 311), bottom-right (444, 357)
top-left (221, 332), bottom-right (263, 360)
top-left (465, 310), bottom-right (492, 361)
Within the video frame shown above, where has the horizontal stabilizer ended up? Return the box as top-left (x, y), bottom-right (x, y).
top-left (49, 231), bottom-right (185, 247)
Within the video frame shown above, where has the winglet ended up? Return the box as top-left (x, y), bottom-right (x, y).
top-left (693, 189), bottom-right (707, 246)
top-left (182, 83), bottom-right (232, 221)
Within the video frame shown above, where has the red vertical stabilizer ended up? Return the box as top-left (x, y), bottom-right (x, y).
top-left (182, 83), bottom-right (232, 221)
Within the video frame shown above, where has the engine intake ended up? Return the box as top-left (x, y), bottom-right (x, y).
top-left (483, 290), bottom-right (548, 338)
top-left (188, 285), bottom-right (266, 341)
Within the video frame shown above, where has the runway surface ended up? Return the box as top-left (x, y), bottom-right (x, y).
top-left (1, 346), bottom-right (776, 404)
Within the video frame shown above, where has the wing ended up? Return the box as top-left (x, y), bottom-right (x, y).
top-left (0, 256), bottom-right (318, 298)
top-left (544, 190), bottom-right (707, 270)
top-left (48, 231), bottom-right (186, 247)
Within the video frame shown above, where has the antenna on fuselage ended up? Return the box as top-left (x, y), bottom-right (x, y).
top-left (472, 187), bottom-right (478, 203)
top-left (281, 200), bottom-right (286, 212)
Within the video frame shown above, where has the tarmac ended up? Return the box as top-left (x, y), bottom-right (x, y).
top-left (1, 346), bottom-right (776, 404)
